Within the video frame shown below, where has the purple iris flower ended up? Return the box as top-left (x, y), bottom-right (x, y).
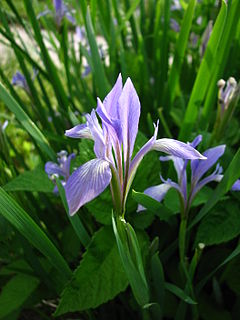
top-left (12, 69), bottom-right (38, 94)
top-left (12, 72), bottom-right (29, 93)
top-left (45, 150), bottom-right (75, 194)
top-left (37, 0), bottom-right (75, 26)
top-left (64, 74), bottom-right (205, 216)
top-left (138, 135), bottom-right (240, 213)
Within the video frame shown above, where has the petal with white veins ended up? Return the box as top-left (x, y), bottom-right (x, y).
top-left (153, 138), bottom-right (206, 160)
top-left (66, 158), bottom-right (112, 216)
top-left (65, 124), bottom-right (93, 139)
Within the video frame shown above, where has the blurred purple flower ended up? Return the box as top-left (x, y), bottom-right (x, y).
top-left (138, 135), bottom-right (240, 213)
top-left (45, 150), bottom-right (75, 193)
top-left (170, 18), bottom-right (180, 32)
top-left (65, 74), bottom-right (205, 216)
top-left (37, 0), bottom-right (75, 26)
top-left (12, 69), bottom-right (38, 94)
top-left (12, 71), bottom-right (29, 93)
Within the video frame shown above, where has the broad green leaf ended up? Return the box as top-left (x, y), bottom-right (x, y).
top-left (179, 0), bottom-right (227, 140)
top-left (56, 179), bottom-right (91, 248)
top-left (3, 168), bottom-right (53, 193)
top-left (222, 255), bottom-right (240, 295)
top-left (55, 226), bottom-right (128, 315)
top-left (132, 190), bottom-right (174, 221)
top-left (0, 274), bottom-right (39, 318)
top-left (0, 188), bottom-right (72, 284)
top-left (0, 82), bottom-right (55, 161)
top-left (195, 200), bottom-right (240, 246)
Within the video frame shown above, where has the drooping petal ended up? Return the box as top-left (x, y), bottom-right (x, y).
top-left (137, 184), bottom-right (171, 212)
top-left (65, 124), bottom-right (93, 139)
top-left (191, 145), bottom-right (225, 184)
top-left (65, 12), bottom-right (76, 24)
top-left (102, 73), bottom-right (122, 119)
top-left (45, 161), bottom-right (64, 177)
top-left (118, 77), bottom-right (141, 162)
top-left (153, 138), bottom-right (206, 160)
top-left (65, 158), bottom-right (112, 215)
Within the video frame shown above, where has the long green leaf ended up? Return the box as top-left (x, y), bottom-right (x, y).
top-left (85, 7), bottom-right (110, 98)
top-left (0, 82), bottom-right (55, 161)
top-left (178, 0), bottom-right (227, 140)
top-left (0, 188), bottom-right (72, 283)
top-left (165, 0), bottom-right (196, 110)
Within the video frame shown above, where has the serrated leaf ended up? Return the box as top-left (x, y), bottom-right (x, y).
top-left (3, 168), bottom-right (53, 193)
top-left (55, 226), bottom-right (128, 315)
top-left (195, 200), bottom-right (240, 246)
top-left (0, 274), bottom-right (39, 318)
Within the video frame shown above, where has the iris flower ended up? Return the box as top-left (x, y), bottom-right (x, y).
top-left (45, 150), bottom-right (75, 193)
top-left (12, 69), bottom-right (38, 94)
top-left (138, 135), bottom-right (240, 213)
top-left (37, 0), bottom-right (75, 26)
top-left (65, 74), bottom-right (205, 216)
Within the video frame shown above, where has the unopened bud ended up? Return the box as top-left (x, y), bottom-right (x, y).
top-left (217, 79), bottom-right (225, 88)
top-left (198, 243), bottom-right (205, 250)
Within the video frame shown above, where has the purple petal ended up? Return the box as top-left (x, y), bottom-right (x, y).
top-left (45, 161), bottom-right (64, 177)
top-left (65, 12), bottom-right (76, 24)
top-left (232, 179), bottom-right (240, 191)
top-left (124, 122), bottom-right (159, 207)
top-left (118, 77), bottom-right (141, 162)
top-left (37, 9), bottom-right (52, 19)
top-left (189, 164), bottom-right (223, 204)
top-left (102, 74), bottom-right (122, 119)
top-left (12, 71), bottom-right (28, 90)
top-left (137, 184), bottom-right (171, 212)
top-left (85, 110), bottom-right (106, 158)
top-left (190, 135), bottom-right (202, 148)
top-left (62, 153), bottom-right (75, 179)
top-left (66, 158), bottom-right (112, 215)
top-left (65, 124), bottom-right (93, 139)
top-left (153, 139), bottom-right (206, 160)
top-left (53, 0), bottom-right (62, 13)
top-left (191, 145), bottom-right (225, 184)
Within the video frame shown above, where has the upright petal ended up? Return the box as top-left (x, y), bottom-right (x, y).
top-left (153, 139), bottom-right (206, 160)
top-left (191, 145), bottom-right (225, 184)
top-left (85, 110), bottom-right (106, 158)
top-left (45, 161), bottom-right (64, 177)
top-left (65, 124), bottom-right (93, 139)
top-left (66, 158), bottom-right (112, 215)
top-left (118, 78), bottom-right (141, 162)
top-left (62, 153), bottom-right (76, 179)
top-left (53, 0), bottom-right (62, 14)
top-left (102, 74), bottom-right (122, 119)
top-left (190, 135), bottom-right (202, 148)
top-left (137, 184), bottom-right (171, 212)
top-left (160, 156), bottom-right (185, 182)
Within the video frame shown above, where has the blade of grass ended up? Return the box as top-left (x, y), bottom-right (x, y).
top-left (178, 0), bottom-right (227, 140)
top-left (0, 82), bottom-right (56, 161)
top-left (0, 188), bottom-right (72, 283)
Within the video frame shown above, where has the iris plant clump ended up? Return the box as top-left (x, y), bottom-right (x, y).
top-left (138, 135), bottom-right (240, 215)
top-left (64, 74), bottom-right (205, 216)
